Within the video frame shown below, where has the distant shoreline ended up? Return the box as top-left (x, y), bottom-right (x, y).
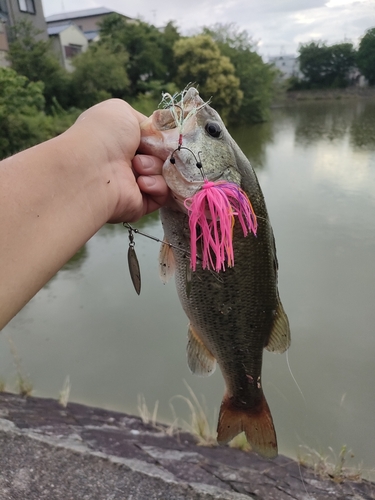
top-left (284, 87), bottom-right (375, 101)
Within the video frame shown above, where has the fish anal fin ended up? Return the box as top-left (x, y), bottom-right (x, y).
top-left (265, 300), bottom-right (291, 353)
top-left (217, 393), bottom-right (278, 459)
top-left (187, 324), bottom-right (216, 377)
top-left (158, 238), bottom-right (175, 284)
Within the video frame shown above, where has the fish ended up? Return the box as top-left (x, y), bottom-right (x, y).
top-left (139, 87), bottom-right (290, 458)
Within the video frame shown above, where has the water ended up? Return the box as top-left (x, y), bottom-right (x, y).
top-left (2, 99), bottom-right (375, 477)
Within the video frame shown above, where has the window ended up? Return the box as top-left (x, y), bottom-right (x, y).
top-left (64, 44), bottom-right (82, 59)
top-left (0, 0), bottom-right (8, 14)
top-left (18, 0), bottom-right (35, 14)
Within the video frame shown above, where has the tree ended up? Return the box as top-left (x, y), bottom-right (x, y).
top-left (71, 43), bottom-right (130, 108)
top-left (298, 41), bottom-right (355, 88)
top-left (0, 67), bottom-right (45, 157)
top-left (158, 21), bottom-right (181, 82)
top-left (357, 28), bottom-right (375, 85)
top-left (99, 14), bottom-right (173, 96)
top-left (173, 35), bottom-right (243, 123)
top-left (330, 42), bottom-right (356, 87)
top-left (203, 24), bottom-right (276, 123)
top-left (7, 20), bottom-right (71, 108)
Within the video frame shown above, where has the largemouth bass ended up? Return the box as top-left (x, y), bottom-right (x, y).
top-left (140, 88), bottom-right (290, 458)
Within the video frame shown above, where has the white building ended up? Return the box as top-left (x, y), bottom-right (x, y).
top-left (268, 55), bottom-right (302, 80)
top-left (48, 24), bottom-right (88, 72)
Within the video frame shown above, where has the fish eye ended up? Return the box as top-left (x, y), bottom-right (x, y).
top-left (205, 122), bottom-right (221, 138)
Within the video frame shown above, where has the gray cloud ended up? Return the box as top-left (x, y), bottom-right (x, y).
top-left (42, 0), bottom-right (375, 55)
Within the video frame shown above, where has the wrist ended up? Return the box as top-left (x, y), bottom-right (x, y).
top-left (55, 123), bottom-right (120, 228)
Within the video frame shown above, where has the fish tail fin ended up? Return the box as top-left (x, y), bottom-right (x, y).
top-left (217, 393), bottom-right (278, 458)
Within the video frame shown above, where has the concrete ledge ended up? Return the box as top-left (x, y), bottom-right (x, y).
top-left (0, 393), bottom-right (373, 500)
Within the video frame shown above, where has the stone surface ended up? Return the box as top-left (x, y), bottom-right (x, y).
top-left (0, 393), bottom-right (373, 500)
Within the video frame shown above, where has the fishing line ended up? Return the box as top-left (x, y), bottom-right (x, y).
top-left (124, 222), bottom-right (192, 258)
top-left (286, 350), bottom-right (306, 407)
top-left (285, 349), bottom-right (313, 498)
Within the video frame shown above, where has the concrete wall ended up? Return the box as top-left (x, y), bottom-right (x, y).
top-left (0, 20), bottom-right (9, 67)
top-left (0, 20), bottom-right (8, 50)
top-left (6, 0), bottom-right (48, 40)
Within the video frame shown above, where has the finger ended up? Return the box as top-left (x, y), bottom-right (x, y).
top-left (137, 175), bottom-right (169, 200)
top-left (132, 154), bottom-right (164, 176)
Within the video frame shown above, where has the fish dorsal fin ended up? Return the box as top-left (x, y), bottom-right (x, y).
top-left (158, 237), bottom-right (175, 284)
top-left (187, 324), bottom-right (216, 376)
top-left (265, 300), bottom-right (291, 353)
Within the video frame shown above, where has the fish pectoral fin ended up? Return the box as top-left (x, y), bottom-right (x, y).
top-left (265, 300), bottom-right (291, 353)
top-left (217, 392), bottom-right (278, 459)
top-left (158, 237), bottom-right (175, 284)
top-left (187, 324), bottom-right (216, 377)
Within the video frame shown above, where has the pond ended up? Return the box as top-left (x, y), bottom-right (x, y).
top-left (2, 99), bottom-right (375, 478)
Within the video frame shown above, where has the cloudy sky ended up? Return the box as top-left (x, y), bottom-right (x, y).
top-left (42, 0), bottom-right (375, 57)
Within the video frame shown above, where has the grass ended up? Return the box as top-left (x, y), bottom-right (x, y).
top-left (137, 394), bottom-right (176, 436)
top-left (298, 445), bottom-right (363, 483)
top-left (7, 337), bottom-right (33, 397)
top-left (138, 382), bottom-right (258, 450)
top-left (0, 380), bottom-right (5, 392)
top-left (137, 394), bottom-right (159, 427)
top-left (229, 432), bottom-right (252, 452)
top-left (170, 381), bottom-right (217, 446)
top-left (58, 375), bottom-right (71, 408)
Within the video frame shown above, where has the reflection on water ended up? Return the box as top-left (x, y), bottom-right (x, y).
top-left (350, 101), bottom-right (375, 149)
top-left (2, 99), bottom-right (375, 479)
top-left (230, 119), bottom-right (273, 170)
top-left (62, 245), bottom-right (88, 271)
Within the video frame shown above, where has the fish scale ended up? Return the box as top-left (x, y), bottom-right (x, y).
top-left (140, 87), bottom-right (291, 458)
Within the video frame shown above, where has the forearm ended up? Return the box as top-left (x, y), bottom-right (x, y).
top-left (0, 129), bottom-right (115, 330)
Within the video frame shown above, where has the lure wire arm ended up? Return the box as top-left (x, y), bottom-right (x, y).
top-left (123, 223), bottom-right (202, 262)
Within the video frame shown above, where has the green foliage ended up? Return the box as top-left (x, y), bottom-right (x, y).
top-left (297, 41), bottom-right (356, 89)
top-left (204, 24), bottom-right (277, 124)
top-left (0, 66), bottom-right (45, 112)
top-left (0, 67), bottom-right (78, 158)
top-left (174, 34), bottom-right (243, 123)
top-left (357, 28), bottom-right (375, 85)
top-left (159, 22), bottom-right (181, 82)
top-left (99, 14), bottom-right (180, 96)
top-left (71, 43), bottom-right (130, 108)
top-left (7, 20), bottom-right (71, 108)
top-left (0, 66), bottom-right (45, 156)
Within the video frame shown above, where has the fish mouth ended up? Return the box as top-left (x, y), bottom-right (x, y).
top-left (140, 87), bottom-right (219, 209)
top-left (139, 87), bottom-right (207, 158)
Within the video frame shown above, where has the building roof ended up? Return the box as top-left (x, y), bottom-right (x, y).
top-left (45, 7), bottom-right (120, 23)
top-left (47, 24), bottom-right (72, 36)
top-left (84, 30), bottom-right (99, 41)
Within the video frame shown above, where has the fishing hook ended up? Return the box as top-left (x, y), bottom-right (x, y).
top-left (170, 147), bottom-right (207, 180)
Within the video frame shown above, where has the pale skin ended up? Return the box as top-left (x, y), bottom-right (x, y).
top-left (0, 99), bottom-right (169, 331)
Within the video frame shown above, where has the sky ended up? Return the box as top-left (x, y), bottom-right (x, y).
top-left (42, 0), bottom-right (375, 57)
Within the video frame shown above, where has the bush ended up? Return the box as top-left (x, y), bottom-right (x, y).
top-left (0, 67), bottom-right (78, 158)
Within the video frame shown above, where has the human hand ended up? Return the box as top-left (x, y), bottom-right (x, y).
top-left (68, 99), bottom-right (169, 223)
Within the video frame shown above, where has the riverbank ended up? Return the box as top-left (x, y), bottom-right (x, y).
top-left (283, 87), bottom-right (375, 102)
top-left (0, 392), bottom-right (373, 499)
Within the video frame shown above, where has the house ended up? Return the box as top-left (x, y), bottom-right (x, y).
top-left (48, 23), bottom-right (88, 72)
top-left (268, 54), bottom-right (302, 80)
top-left (0, 20), bottom-right (9, 66)
top-left (45, 7), bottom-right (131, 43)
top-left (0, 0), bottom-right (48, 67)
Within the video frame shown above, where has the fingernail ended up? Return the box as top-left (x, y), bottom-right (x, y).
top-left (141, 176), bottom-right (156, 187)
top-left (138, 155), bottom-right (154, 170)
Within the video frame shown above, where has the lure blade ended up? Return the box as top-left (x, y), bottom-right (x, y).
top-left (128, 246), bottom-right (141, 295)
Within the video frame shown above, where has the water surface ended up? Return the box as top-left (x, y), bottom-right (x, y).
top-left (2, 99), bottom-right (375, 477)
